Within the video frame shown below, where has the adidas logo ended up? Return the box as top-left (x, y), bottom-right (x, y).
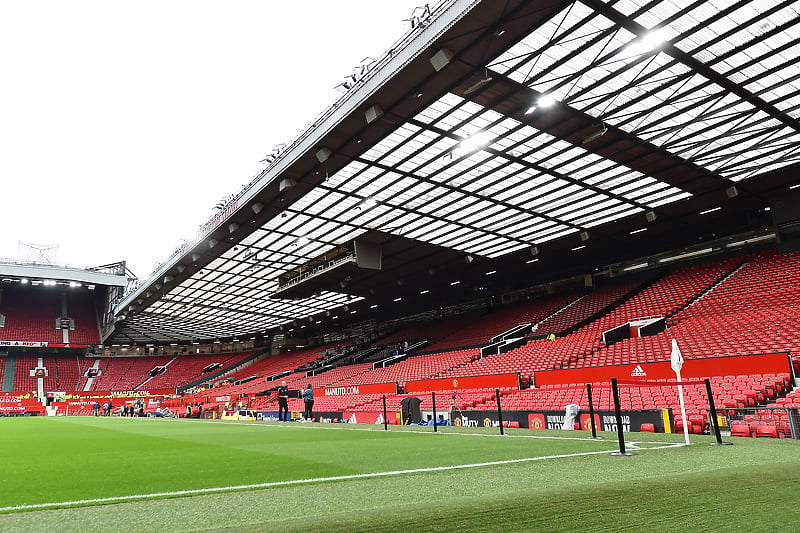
top-left (630, 365), bottom-right (647, 377)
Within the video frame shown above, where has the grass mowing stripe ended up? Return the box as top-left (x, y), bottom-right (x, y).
top-left (0, 446), bottom-right (627, 512)
top-left (2, 439), bottom-right (797, 533)
top-left (2, 417), bottom-right (627, 508)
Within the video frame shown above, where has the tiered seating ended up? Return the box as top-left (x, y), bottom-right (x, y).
top-left (424, 293), bottom-right (579, 351)
top-left (438, 258), bottom-right (743, 379)
top-left (378, 313), bottom-right (483, 353)
top-left (13, 356), bottom-right (43, 392)
top-left (143, 351), bottom-right (256, 390)
top-left (225, 344), bottom-right (337, 382)
top-left (282, 362), bottom-right (375, 390)
top-left (65, 293), bottom-right (100, 345)
top-left (664, 251), bottom-right (800, 368)
top-left (0, 287), bottom-right (62, 343)
top-left (184, 344), bottom-right (342, 400)
top-left (535, 281), bottom-right (644, 335)
top-left (54, 357), bottom-right (82, 391)
top-left (89, 356), bottom-right (172, 391)
top-left (12, 356), bottom-right (71, 392)
top-left (331, 348), bottom-right (479, 388)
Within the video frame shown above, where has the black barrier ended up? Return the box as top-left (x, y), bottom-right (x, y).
top-left (432, 391), bottom-right (438, 432)
top-left (705, 378), bottom-right (731, 446)
top-left (382, 395), bottom-right (388, 431)
top-left (449, 408), bottom-right (666, 430)
top-left (611, 378), bottom-right (632, 456)
top-left (587, 383), bottom-right (599, 439)
top-left (496, 388), bottom-right (504, 435)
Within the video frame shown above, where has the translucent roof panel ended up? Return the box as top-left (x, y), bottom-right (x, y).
top-left (487, 0), bottom-right (800, 183)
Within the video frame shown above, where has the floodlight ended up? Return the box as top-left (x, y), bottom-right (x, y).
top-left (537, 94), bottom-right (556, 107)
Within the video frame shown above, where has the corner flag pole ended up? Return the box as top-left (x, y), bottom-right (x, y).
top-left (671, 339), bottom-right (690, 446)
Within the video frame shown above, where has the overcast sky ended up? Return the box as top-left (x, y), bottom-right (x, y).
top-left (0, 0), bottom-right (427, 278)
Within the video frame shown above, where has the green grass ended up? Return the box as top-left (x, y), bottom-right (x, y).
top-left (0, 417), bottom-right (798, 532)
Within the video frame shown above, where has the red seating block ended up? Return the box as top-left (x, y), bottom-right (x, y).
top-left (730, 420), bottom-right (752, 437)
top-left (756, 424), bottom-right (779, 438)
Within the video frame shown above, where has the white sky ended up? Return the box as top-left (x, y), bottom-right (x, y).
top-left (0, 0), bottom-right (427, 278)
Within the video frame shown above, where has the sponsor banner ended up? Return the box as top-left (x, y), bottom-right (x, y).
top-left (316, 382), bottom-right (397, 397)
top-left (1, 399), bottom-right (43, 407)
top-left (0, 393), bottom-right (36, 401)
top-left (533, 352), bottom-right (791, 386)
top-left (0, 403), bottom-right (45, 413)
top-left (0, 341), bottom-right (48, 347)
top-left (50, 390), bottom-right (173, 398)
top-left (451, 409), bottom-right (667, 431)
top-left (405, 373), bottom-right (520, 393)
top-left (342, 411), bottom-right (400, 424)
top-left (253, 410), bottom-right (345, 423)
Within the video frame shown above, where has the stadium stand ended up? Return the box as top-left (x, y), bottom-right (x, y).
top-left (65, 292), bottom-right (100, 345)
top-left (0, 287), bottom-right (62, 344)
top-left (141, 351), bottom-right (258, 391)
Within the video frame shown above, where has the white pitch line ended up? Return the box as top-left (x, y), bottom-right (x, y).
top-left (5, 444), bottom-right (673, 513)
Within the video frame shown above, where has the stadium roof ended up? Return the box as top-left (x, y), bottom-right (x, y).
top-left (111, 0), bottom-right (800, 345)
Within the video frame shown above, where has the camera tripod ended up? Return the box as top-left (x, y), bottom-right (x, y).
top-left (449, 390), bottom-right (465, 420)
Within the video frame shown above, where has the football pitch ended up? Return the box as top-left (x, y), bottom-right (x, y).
top-left (1, 417), bottom-right (798, 532)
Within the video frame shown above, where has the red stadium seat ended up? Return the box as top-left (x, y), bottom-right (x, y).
top-left (756, 424), bottom-right (778, 438)
top-left (639, 423), bottom-right (655, 432)
top-left (730, 420), bottom-right (752, 437)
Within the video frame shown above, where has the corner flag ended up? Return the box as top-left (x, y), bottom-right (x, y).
top-left (670, 339), bottom-right (690, 445)
top-left (670, 339), bottom-right (684, 373)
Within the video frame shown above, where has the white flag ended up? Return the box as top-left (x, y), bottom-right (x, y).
top-left (670, 339), bottom-right (684, 373)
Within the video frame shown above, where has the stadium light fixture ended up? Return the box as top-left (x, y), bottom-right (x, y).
top-left (582, 123), bottom-right (607, 144)
top-left (464, 70), bottom-right (493, 95)
top-left (537, 94), bottom-right (556, 108)
top-left (457, 131), bottom-right (493, 154)
top-left (622, 29), bottom-right (666, 61)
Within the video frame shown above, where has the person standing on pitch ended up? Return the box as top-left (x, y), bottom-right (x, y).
top-left (302, 384), bottom-right (314, 421)
top-left (277, 381), bottom-right (290, 422)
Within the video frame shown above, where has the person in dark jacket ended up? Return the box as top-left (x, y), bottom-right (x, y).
top-left (277, 381), bottom-right (290, 422)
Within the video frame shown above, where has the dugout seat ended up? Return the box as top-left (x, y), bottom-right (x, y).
top-left (674, 416), bottom-right (685, 434)
top-left (639, 423), bottom-right (655, 432)
top-left (756, 424), bottom-right (779, 438)
top-left (730, 420), bottom-right (752, 437)
top-left (688, 414), bottom-right (706, 434)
